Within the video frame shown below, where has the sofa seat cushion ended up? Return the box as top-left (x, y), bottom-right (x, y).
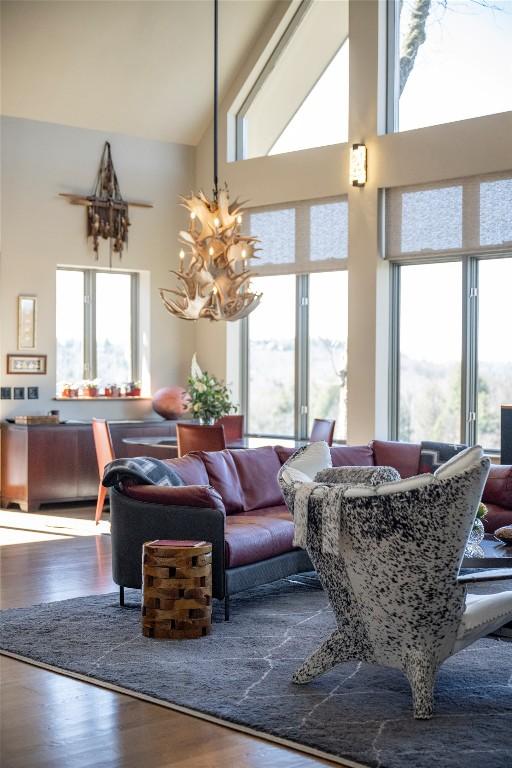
top-left (330, 445), bottom-right (374, 467)
top-left (236, 504), bottom-right (291, 520)
top-left (164, 453), bottom-right (209, 486)
top-left (123, 483), bottom-right (225, 513)
top-left (482, 503), bottom-right (512, 533)
top-left (224, 514), bottom-right (296, 568)
top-left (371, 440), bottom-right (421, 478)
top-left (230, 446), bottom-right (284, 512)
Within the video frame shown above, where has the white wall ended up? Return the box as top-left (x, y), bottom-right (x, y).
top-left (194, 0), bottom-right (512, 443)
top-left (0, 116), bottom-right (196, 420)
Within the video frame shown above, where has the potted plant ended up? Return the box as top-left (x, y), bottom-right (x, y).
top-left (82, 379), bottom-right (99, 398)
top-left (127, 381), bottom-right (141, 397)
top-left (61, 383), bottom-right (72, 398)
top-left (186, 370), bottom-right (236, 425)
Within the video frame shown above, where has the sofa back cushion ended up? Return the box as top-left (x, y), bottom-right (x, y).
top-left (419, 441), bottom-right (467, 474)
top-left (123, 483), bottom-right (225, 513)
top-left (482, 464), bottom-right (512, 509)
top-left (230, 446), bottom-right (284, 512)
top-left (330, 445), bottom-right (374, 467)
top-left (199, 449), bottom-right (245, 514)
top-left (371, 440), bottom-right (421, 478)
top-left (274, 446), bottom-right (295, 465)
top-left (164, 453), bottom-right (209, 486)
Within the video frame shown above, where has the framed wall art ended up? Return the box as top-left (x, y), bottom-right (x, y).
top-left (7, 354), bottom-right (47, 375)
top-left (17, 295), bottom-right (37, 350)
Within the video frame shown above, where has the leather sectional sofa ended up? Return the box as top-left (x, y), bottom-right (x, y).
top-left (109, 440), bottom-right (512, 617)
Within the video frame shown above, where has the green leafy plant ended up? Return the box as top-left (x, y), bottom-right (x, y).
top-left (476, 502), bottom-right (487, 522)
top-left (472, 502), bottom-right (488, 534)
top-left (186, 371), bottom-right (236, 424)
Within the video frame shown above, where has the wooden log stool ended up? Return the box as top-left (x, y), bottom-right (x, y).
top-left (142, 540), bottom-right (212, 639)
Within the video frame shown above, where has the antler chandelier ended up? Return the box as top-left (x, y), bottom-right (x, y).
top-left (160, 0), bottom-right (261, 322)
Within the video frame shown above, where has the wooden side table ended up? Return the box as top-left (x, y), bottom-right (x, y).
top-left (142, 540), bottom-right (212, 639)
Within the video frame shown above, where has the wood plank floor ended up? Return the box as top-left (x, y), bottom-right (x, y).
top-left (0, 505), bottom-right (339, 768)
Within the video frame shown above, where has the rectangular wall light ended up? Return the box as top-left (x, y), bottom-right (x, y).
top-left (350, 143), bottom-right (367, 187)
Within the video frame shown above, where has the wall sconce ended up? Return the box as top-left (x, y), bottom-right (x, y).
top-left (350, 143), bottom-right (367, 187)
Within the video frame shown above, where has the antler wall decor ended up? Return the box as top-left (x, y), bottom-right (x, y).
top-left (60, 141), bottom-right (153, 264)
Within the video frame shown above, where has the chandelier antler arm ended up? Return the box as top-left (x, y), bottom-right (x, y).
top-left (159, 291), bottom-right (197, 322)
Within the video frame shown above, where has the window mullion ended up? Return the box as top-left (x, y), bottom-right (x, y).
top-left (388, 263), bottom-right (401, 440)
top-left (295, 201), bottom-right (310, 440)
top-left (130, 273), bottom-right (139, 382)
top-left (386, 0), bottom-right (399, 133)
top-left (295, 274), bottom-right (309, 440)
top-left (461, 257), bottom-right (478, 445)
top-left (83, 271), bottom-right (96, 380)
top-left (240, 316), bottom-right (249, 428)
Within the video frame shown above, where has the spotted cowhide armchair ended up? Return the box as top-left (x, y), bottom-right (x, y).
top-left (278, 442), bottom-right (512, 719)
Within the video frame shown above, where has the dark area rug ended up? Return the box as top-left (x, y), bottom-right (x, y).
top-left (1, 575), bottom-right (511, 768)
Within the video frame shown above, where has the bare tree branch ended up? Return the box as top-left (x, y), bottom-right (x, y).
top-left (399, 0), bottom-right (432, 95)
top-left (399, 0), bottom-right (507, 96)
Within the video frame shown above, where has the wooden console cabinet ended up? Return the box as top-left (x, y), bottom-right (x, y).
top-left (0, 419), bottom-right (178, 512)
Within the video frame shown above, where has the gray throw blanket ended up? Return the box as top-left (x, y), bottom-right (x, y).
top-left (291, 466), bottom-right (401, 554)
top-left (102, 457), bottom-right (184, 489)
top-left (293, 483), bottom-right (349, 554)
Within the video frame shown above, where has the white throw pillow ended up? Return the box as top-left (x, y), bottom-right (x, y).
top-left (280, 466), bottom-right (313, 486)
top-left (434, 445), bottom-right (483, 480)
top-left (284, 442), bottom-right (332, 482)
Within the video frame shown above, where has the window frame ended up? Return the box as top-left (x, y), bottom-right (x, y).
top-left (385, 0), bottom-right (512, 135)
top-left (235, 0), bottom-right (349, 160)
top-left (56, 266), bottom-right (139, 385)
top-left (389, 252), bottom-right (512, 452)
top-left (240, 268), bottom-right (347, 441)
top-left (385, 0), bottom-right (400, 134)
top-left (235, 0), bottom-right (313, 161)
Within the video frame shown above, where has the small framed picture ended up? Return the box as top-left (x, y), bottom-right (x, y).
top-left (13, 387), bottom-right (25, 400)
top-left (7, 354), bottom-right (47, 375)
top-left (17, 295), bottom-right (37, 350)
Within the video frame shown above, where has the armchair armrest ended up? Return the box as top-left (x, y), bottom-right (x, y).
top-left (315, 465), bottom-right (401, 485)
top-left (458, 568), bottom-right (512, 584)
top-left (109, 487), bottom-right (226, 598)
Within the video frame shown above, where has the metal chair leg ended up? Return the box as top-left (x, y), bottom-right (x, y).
top-left (119, 586), bottom-right (125, 607)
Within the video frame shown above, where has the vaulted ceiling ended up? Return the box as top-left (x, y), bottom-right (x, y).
top-left (1, 0), bottom-right (280, 145)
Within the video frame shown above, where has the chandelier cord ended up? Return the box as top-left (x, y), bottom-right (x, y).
top-left (213, 0), bottom-right (219, 200)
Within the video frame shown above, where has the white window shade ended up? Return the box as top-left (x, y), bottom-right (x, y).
top-left (247, 197), bottom-right (348, 276)
top-left (386, 172), bottom-right (512, 262)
